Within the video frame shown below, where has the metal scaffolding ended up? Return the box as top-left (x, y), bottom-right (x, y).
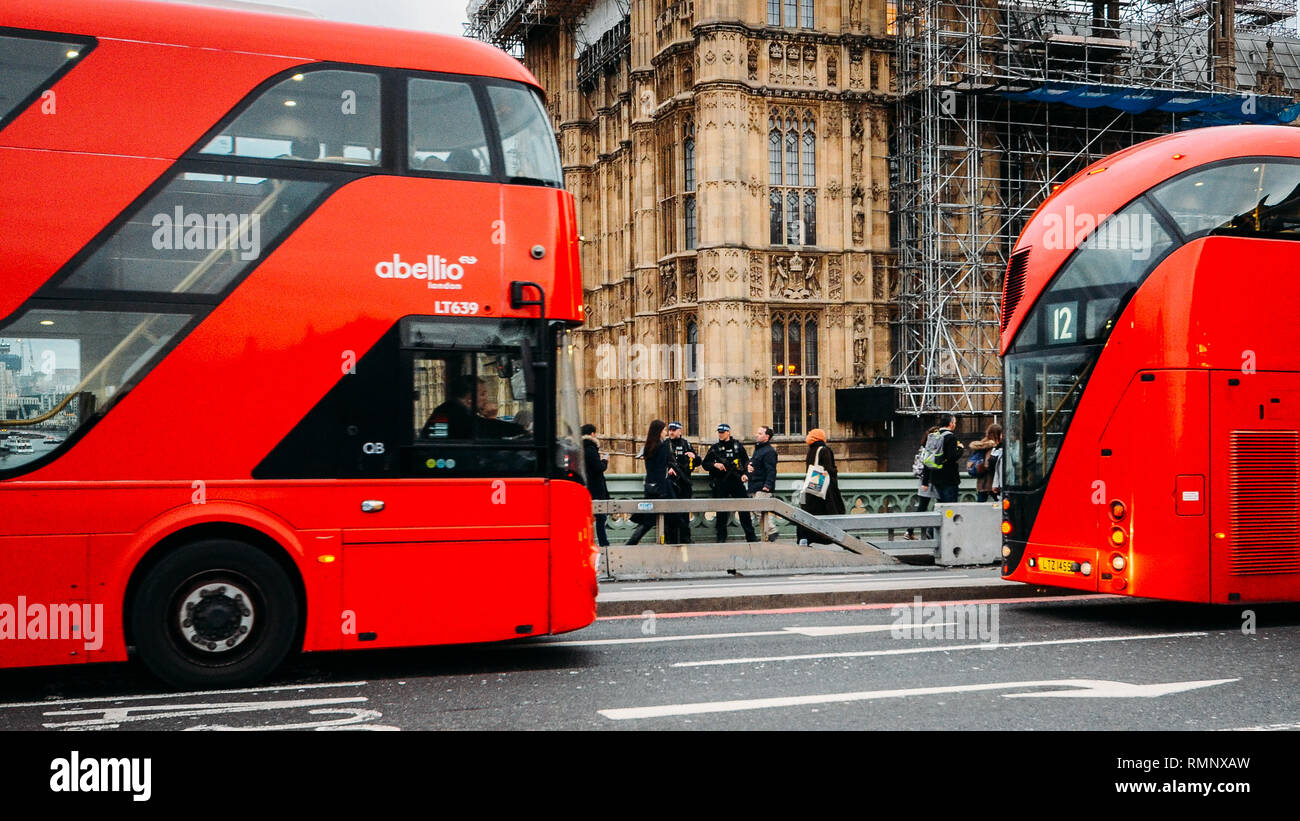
top-left (466, 0), bottom-right (605, 56)
top-left (891, 0), bottom-right (1300, 415)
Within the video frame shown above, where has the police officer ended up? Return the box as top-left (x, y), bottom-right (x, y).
top-left (704, 424), bottom-right (757, 542)
top-left (665, 422), bottom-right (696, 544)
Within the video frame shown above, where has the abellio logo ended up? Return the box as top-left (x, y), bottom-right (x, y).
top-left (375, 254), bottom-right (476, 290)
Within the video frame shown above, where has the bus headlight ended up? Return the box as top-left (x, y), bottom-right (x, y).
top-left (1080, 561), bottom-right (1092, 576)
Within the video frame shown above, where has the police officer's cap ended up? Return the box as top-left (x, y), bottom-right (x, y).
top-left (716, 423), bottom-right (731, 432)
top-left (667, 421), bottom-right (682, 430)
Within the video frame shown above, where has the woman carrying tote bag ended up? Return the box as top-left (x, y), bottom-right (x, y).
top-left (797, 428), bottom-right (846, 545)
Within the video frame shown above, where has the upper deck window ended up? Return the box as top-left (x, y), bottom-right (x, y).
top-left (485, 84), bottom-right (563, 187)
top-left (0, 32), bottom-right (92, 127)
top-left (407, 78), bottom-right (491, 176)
top-left (199, 69), bottom-right (382, 166)
top-left (1151, 159), bottom-right (1300, 239)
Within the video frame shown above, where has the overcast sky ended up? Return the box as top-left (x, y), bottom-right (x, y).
top-left (161, 0), bottom-right (470, 36)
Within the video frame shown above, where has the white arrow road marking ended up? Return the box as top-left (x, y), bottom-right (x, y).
top-left (42, 697), bottom-right (368, 729)
top-left (598, 678), bottom-right (1238, 720)
top-left (1224, 720), bottom-right (1300, 731)
top-left (186, 708), bottom-right (400, 731)
top-left (528, 623), bottom-right (952, 648)
top-left (673, 631), bottom-right (1208, 667)
top-left (1003, 679), bottom-right (1239, 698)
top-left (0, 680), bottom-right (369, 710)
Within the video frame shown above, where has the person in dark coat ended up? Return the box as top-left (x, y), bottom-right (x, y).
top-left (703, 423), bottom-right (757, 542)
top-left (797, 428), bottom-right (846, 545)
top-left (664, 422), bottom-right (696, 543)
top-left (581, 423), bottom-right (610, 547)
top-left (747, 425), bottom-right (780, 541)
top-left (626, 419), bottom-right (675, 545)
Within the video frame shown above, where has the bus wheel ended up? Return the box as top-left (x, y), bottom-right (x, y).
top-left (131, 539), bottom-right (298, 689)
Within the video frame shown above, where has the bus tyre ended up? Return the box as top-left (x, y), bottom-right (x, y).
top-left (131, 539), bottom-right (298, 689)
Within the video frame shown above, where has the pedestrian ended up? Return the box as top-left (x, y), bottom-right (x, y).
top-left (626, 419), bottom-right (675, 545)
top-left (704, 423), bottom-right (757, 542)
top-left (797, 428), bottom-right (846, 545)
top-left (748, 425), bottom-right (780, 542)
top-left (907, 426), bottom-right (941, 540)
top-left (665, 422), bottom-right (696, 544)
top-left (581, 423), bottom-right (610, 548)
top-left (928, 413), bottom-right (964, 504)
top-left (967, 423), bottom-right (1003, 503)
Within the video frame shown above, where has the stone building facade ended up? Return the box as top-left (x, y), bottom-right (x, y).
top-left (519, 0), bottom-right (898, 471)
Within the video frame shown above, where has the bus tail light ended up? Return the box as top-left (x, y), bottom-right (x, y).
top-left (1001, 521), bottom-right (1012, 535)
top-left (1110, 553), bottom-right (1126, 572)
top-left (1109, 500), bottom-right (1126, 521)
top-left (1110, 527), bottom-right (1127, 547)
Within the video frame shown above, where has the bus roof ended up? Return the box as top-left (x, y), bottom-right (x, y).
top-left (1003, 124), bottom-right (1300, 351)
top-left (3, 0), bottom-right (540, 88)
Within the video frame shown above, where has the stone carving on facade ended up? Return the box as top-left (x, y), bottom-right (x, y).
top-left (640, 90), bottom-right (653, 116)
top-left (706, 265), bottom-right (720, 282)
top-left (828, 257), bottom-right (843, 300)
top-left (872, 180), bottom-right (886, 203)
top-left (827, 178), bottom-right (841, 200)
top-left (851, 184), bottom-right (866, 245)
top-left (771, 251), bottom-right (820, 299)
top-left (874, 271), bottom-right (886, 300)
top-left (660, 261), bottom-right (677, 307)
top-left (849, 46), bottom-right (864, 89)
top-left (748, 44), bottom-right (759, 82)
top-left (851, 0), bottom-right (863, 30)
top-left (681, 258), bottom-right (697, 302)
top-left (827, 304), bottom-right (844, 327)
top-left (827, 55), bottom-right (837, 87)
top-left (852, 309), bottom-right (868, 381)
top-left (749, 253), bottom-right (764, 298)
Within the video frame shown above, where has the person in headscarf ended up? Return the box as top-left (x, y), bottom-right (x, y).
top-left (797, 428), bottom-right (846, 545)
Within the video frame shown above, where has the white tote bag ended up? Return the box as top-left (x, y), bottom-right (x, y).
top-left (802, 445), bottom-right (830, 500)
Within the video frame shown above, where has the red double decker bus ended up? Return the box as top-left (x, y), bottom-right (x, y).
top-left (0, 0), bottom-right (596, 687)
top-left (1000, 125), bottom-right (1300, 604)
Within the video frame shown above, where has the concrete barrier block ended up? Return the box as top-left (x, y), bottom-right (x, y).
top-left (936, 502), bottom-right (1001, 566)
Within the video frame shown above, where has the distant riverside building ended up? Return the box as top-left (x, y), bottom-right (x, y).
top-left (471, 0), bottom-right (899, 471)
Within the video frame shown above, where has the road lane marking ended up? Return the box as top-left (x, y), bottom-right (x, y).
top-left (599, 678), bottom-right (1238, 720)
top-left (525, 623), bottom-right (956, 648)
top-left (0, 680), bottom-right (369, 710)
top-left (672, 631), bottom-right (1209, 667)
top-left (42, 697), bottom-right (369, 729)
top-left (594, 593), bottom-right (1116, 620)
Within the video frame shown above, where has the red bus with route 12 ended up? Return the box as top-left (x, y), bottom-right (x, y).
top-left (1000, 124), bottom-right (1300, 603)
top-left (0, 0), bottom-right (597, 687)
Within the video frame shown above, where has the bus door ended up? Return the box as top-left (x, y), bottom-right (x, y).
top-left (1209, 371), bottom-right (1300, 603)
top-left (336, 316), bottom-right (551, 649)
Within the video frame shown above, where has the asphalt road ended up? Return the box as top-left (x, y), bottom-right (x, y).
top-left (3, 595), bottom-right (1298, 731)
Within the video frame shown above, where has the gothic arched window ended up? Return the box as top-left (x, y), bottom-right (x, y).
top-left (768, 109), bottom-right (816, 246)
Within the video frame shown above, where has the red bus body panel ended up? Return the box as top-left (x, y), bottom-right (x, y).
top-left (1005, 144), bottom-right (1300, 602)
top-left (0, 1), bottom-right (595, 672)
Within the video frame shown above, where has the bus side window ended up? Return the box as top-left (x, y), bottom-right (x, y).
top-left (199, 69), bottom-right (382, 166)
top-left (407, 78), bottom-right (491, 176)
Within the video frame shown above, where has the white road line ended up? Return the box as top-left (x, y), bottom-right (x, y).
top-left (599, 677), bottom-right (1235, 720)
top-left (1223, 721), bottom-right (1300, 731)
top-left (672, 631), bottom-right (1209, 667)
top-left (42, 697), bottom-right (368, 729)
top-left (0, 680), bottom-right (369, 710)
top-left (527, 623), bottom-right (955, 648)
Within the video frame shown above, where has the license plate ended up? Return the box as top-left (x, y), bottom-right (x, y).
top-left (1038, 557), bottom-right (1078, 575)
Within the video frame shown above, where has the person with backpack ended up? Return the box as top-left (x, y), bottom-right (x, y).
top-left (925, 414), bottom-right (964, 503)
top-left (907, 426), bottom-right (942, 540)
top-left (966, 423), bottom-right (1003, 503)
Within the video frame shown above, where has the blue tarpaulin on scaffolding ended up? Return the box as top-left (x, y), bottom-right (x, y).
top-left (998, 81), bottom-right (1300, 127)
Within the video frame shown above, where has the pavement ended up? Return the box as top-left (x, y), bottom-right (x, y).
top-left (596, 562), bottom-right (1083, 616)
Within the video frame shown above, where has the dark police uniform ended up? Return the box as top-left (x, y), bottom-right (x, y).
top-left (704, 429), bottom-right (757, 542)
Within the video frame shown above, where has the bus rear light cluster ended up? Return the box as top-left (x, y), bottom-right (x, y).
top-left (1109, 500), bottom-right (1126, 521)
top-left (1001, 521), bottom-right (1013, 535)
top-left (1110, 553), bottom-right (1126, 572)
top-left (1110, 527), bottom-right (1127, 547)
